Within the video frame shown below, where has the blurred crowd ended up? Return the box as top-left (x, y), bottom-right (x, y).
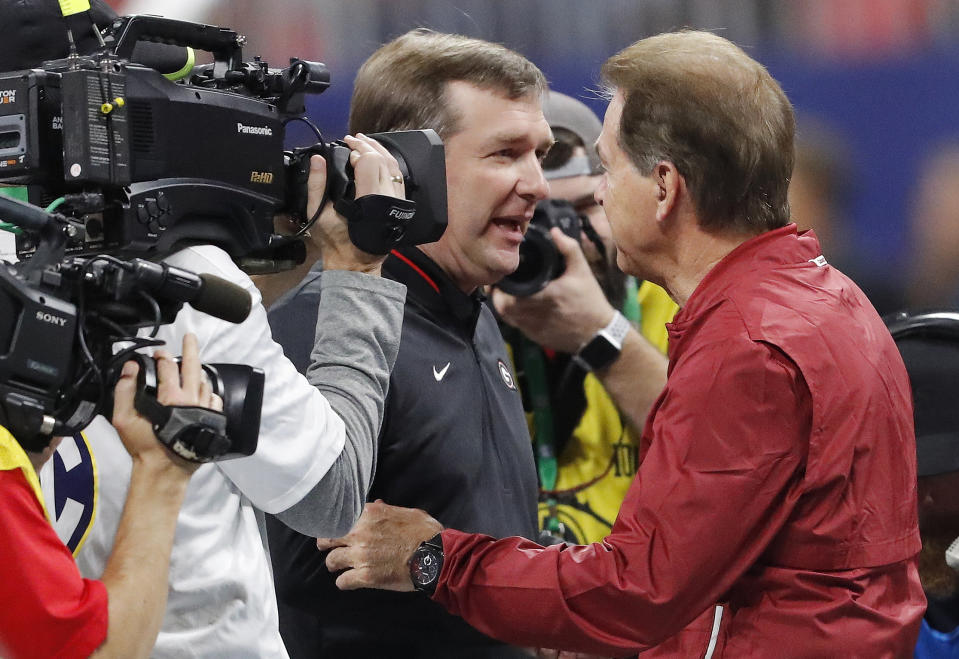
top-left (102, 0), bottom-right (959, 317)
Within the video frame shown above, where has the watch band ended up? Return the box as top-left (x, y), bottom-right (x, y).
top-left (573, 310), bottom-right (630, 372)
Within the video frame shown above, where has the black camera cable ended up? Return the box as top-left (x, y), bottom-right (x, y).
top-left (281, 117), bottom-right (329, 241)
top-left (54, 255), bottom-right (163, 435)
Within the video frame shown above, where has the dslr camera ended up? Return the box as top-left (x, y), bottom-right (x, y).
top-left (0, 10), bottom-right (447, 265)
top-left (497, 199), bottom-right (581, 297)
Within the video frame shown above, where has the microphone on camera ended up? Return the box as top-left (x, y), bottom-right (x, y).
top-left (128, 259), bottom-right (252, 324)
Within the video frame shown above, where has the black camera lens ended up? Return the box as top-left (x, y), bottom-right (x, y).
top-left (498, 223), bottom-right (561, 297)
top-left (497, 199), bottom-right (581, 297)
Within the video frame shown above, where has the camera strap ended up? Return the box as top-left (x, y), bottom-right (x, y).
top-left (133, 392), bottom-right (229, 463)
top-left (518, 335), bottom-right (566, 537)
top-left (334, 195), bottom-right (417, 255)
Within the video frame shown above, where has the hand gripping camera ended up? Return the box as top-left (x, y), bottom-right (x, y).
top-left (0, 10), bottom-right (447, 267)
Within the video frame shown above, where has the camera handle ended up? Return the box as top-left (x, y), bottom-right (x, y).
top-left (111, 15), bottom-right (243, 80)
top-left (334, 195), bottom-right (418, 255)
top-left (130, 354), bottom-right (229, 463)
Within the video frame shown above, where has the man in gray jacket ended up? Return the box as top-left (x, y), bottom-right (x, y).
top-left (40, 135), bottom-right (408, 659)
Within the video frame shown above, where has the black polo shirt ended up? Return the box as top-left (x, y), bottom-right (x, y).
top-left (267, 247), bottom-right (538, 657)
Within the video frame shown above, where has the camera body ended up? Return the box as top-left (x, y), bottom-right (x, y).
top-left (497, 199), bottom-right (581, 297)
top-left (0, 13), bottom-right (447, 267)
top-left (0, 194), bottom-right (262, 459)
top-left (0, 9), bottom-right (448, 458)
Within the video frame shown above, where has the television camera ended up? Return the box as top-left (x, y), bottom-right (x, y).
top-left (0, 10), bottom-right (447, 264)
top-left (0, 192), bottom-right (263, 462)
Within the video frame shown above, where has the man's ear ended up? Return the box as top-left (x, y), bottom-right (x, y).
top-left (654, 161), bottom-right (682, 223)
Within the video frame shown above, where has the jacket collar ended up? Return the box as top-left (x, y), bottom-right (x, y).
top-left (665, 224), bottom-right (824, 350)
top-left (676, 224), bottom-right (822, 319)
top-left (383, 247), bottom-right (484, 335)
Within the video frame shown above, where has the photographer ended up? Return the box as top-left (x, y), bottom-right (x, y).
top-left (493, 91), bottom-right (672, 545)
top-left (59, 141), bottom-right (405, 659)
top-left (0, 334), bottom-right (217, 659)
top-left (2, 3), bottom-right (410, 656)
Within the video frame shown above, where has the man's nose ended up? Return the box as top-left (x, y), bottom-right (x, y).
top-left (516, 157), bottom-right (549, 202)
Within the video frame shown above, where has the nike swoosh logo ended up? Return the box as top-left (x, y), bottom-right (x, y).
top-left (433, 362), bottom-right (451, 381)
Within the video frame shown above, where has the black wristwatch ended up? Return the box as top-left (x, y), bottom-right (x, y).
top-left (409, 532), bottom-right (444, 596)
top-left (573, 311), bottom-right (630, 372)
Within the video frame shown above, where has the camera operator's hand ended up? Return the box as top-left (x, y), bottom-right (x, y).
top-left (493, 228), bottom-right (616, 354)
top-left (311, 134), bottom-right (407, 275)
top-left (495, 228), bottom-right (667, 430)
top-left (111, 333), bottom-right (221, 475)
top-left (90, 333), bottom-right (224, 659)
top-left (26, 436), bottom-right (63, 474)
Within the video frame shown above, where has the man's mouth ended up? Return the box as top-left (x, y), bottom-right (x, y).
top-left (490, 216), bottom-right (527, 240)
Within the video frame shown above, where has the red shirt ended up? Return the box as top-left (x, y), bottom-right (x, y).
top-left (0, 430), bottom-right (107, 659)
top-left (434, 226), bottom-right (925, 657)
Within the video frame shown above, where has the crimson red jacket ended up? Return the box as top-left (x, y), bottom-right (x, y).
top-left (0, 427), bottom-right (107, 658)
top-left (434, 225), bottom-right (925, 657)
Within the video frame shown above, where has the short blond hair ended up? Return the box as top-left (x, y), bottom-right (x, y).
top-left (349, 29), bottom-right (547, 139)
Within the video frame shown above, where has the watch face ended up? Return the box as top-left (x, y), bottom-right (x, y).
top-left (577, 335), bottom-right (620, 371)
top-left (411, 545), bottom-right (441, 587)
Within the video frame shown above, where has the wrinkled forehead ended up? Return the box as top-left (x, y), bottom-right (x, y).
top-left (445, 83), bottom-right (552, 150)
top-left (443, 80), bottom-right (541, 122)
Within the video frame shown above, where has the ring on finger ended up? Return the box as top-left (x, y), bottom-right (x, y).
top-left (389, 174), bottom-right (403, 184)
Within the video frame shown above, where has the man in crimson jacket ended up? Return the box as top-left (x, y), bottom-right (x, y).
top-left (316, 30), bottom-right (926, 657)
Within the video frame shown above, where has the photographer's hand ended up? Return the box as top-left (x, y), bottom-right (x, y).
top-left (93, 333), bottom-right (223, 659)
top-left (493, 228), bottom-right (615, 354)
top-left (493, 229), bottom-right (667, 430)
top-left (313, 134), bottom-right (407, 275)
top-left (111, 333), bottom-right (221, 474)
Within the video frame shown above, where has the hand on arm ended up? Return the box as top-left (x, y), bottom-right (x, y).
top-left (493, 228), bottom-right (667, 429)
top-left (316, 500), bottom-right (443, 592)
top-left (91, 333), bottom-right (221, 658)
top-left (430, 343), bottom-right (809, 655)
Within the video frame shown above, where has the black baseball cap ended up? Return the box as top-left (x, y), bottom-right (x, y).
top-left (0, 0), bottom-right (193, 77)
